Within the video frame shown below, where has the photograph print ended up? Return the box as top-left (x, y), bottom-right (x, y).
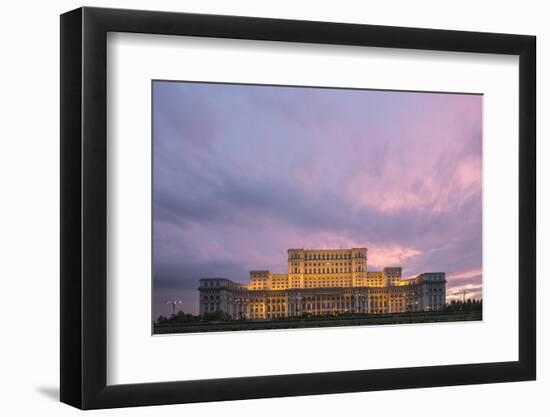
top-left (152, 80), bottom-right (483, 334)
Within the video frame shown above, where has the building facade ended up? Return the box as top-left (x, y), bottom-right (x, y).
top-left (198, 248), bottom-right (446, 320)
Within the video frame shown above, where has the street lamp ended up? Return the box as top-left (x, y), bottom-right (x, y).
top-left (166, 300), bottom-right (182, 315)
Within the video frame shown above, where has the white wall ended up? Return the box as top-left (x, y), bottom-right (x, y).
top-left (0, 0), bottom-right (546, 415)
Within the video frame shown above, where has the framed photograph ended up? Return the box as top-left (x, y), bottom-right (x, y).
top-left (60, 6), bottom-right (536, 409)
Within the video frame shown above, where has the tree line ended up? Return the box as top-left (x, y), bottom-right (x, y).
top-left (156, 310), bottom-right (231, 324)
top-left (444, 299), bottom-right (482, 312)
top-left (155, 299), bottom-right (483, 325)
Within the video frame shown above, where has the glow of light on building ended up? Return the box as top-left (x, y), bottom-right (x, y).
top-left (199, 247), bottom-right (446, 320)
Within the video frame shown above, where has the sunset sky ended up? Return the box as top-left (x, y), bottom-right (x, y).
top-left (152, 81), bottom-right (482, 318)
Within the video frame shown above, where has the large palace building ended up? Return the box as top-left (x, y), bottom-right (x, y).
top-left (198, 248), bottom-right (446, 320)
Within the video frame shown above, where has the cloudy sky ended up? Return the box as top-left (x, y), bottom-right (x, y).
top-left (152, 81), bottom-right (482, 318)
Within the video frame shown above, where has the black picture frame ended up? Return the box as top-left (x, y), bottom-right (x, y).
top-left (60, 6), bottom-right (536, 410)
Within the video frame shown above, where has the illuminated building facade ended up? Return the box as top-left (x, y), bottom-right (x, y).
top-left (198, 248), bottom-right (446, 320)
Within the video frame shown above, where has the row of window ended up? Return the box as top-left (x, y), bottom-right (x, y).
top-left (246, 279), bottom-right (401, 290)
top-left (223, 294), bottom-right (414, 304)
top-left (299, 266), bottom-right (365, 274)
top-left (203, 303), bottom-right (220, 312)
top-left (215, 300), bottom-right (443, 317)
top-left (429, 295), bottom-right (444, 303)
top-left (290, 253), bottom-right (366, 261)
top-left (300, 261), bottom-right (354, 268)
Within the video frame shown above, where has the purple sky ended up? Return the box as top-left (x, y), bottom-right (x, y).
top-left (153, 81), bottom-right (482, 318)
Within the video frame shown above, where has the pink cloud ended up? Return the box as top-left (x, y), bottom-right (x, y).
top-left (447, 283), bottom-right (483, 301)
top-left (446, 268), bottom-right (483, 282)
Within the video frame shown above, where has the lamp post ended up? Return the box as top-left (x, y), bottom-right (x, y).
top-left (235, 297), bottom-right (243, 320)
top-left (166, 300), bottom-right (183, 315)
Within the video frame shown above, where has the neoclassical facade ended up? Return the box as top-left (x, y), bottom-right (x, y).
top-left (199, 248), bottom-right (446, 320)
